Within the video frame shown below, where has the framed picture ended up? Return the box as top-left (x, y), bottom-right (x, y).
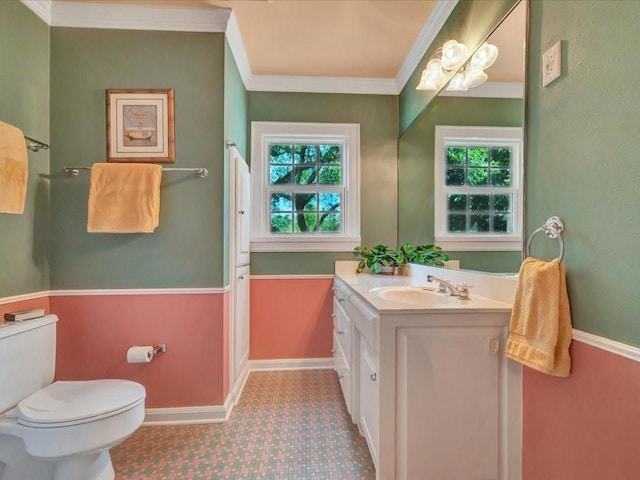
top-left (106, 88), bottom-right (175, 163)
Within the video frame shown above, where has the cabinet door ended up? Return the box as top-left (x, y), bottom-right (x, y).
top-left (334, 330), bottom-right (352, 416)
top-left (233, 265), bottom-right (250, 382)
top-left (233, 151), bottom-right (251, 266)
top-left (359, 338), bottom-right (379, 468)
top-left (395, 326), bottom-right (502, 480)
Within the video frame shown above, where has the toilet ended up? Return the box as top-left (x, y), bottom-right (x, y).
top-left (0, 314), bottom-right (146, 480)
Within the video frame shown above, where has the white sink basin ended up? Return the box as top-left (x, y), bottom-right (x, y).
top-left (369, 286), bottom-right (456, 306)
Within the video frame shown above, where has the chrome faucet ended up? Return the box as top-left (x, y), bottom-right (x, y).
top-left (427, 275), bottom-right (472, 300)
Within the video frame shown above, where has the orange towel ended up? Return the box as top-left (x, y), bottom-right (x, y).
top-left (88, 163), bottom-right (162, 233)
top-left (0, 121), bottom-right (28, 214)
top-left (505, 257), bottom-right (572, 377)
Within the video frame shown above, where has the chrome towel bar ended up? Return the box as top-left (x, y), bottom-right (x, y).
top-left (64, 166), bottom-right (208, 178)
top-left (526, 215), bottom-right (565, 261)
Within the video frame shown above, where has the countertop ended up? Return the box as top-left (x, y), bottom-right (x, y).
top-left (335, 262), bottom-right (513, 314)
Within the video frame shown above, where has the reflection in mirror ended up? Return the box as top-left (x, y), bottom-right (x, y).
top-left (398, 0), bottom-right (527, 274)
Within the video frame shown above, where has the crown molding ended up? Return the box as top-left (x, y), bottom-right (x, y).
top-left (246, 75), bottom-right (398, 95)
top-left (225, 11), bottom-right (253, 88)
top-left (439, 81), bottom-right (524, 98)
top-left (395, 0), bottom-right (459, 92)
top-left (49, 1), bottom-right (230, 32)
top-left (20, 0), bottom-right (52, 24)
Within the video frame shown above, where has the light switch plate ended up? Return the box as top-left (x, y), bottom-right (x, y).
top-left (542, 41), bottom-right (561, 86)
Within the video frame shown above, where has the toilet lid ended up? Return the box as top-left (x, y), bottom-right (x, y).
top-left (17, 379), bottom-right (146, 427)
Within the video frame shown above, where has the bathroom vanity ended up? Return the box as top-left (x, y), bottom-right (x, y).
top-left (333, 261), bottom-right (522, 480)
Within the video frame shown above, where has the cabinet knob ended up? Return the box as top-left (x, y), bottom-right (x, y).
top-left (337, 329), bottom-right (345, 335)
top-left (370, 372), bottom-right (377, 381)
top-left (238, 210), bottom-right (245, 215)
top-left (338, 374), bottom-right (346, 380)
top-left (238, 274), bottom-right (245, 280)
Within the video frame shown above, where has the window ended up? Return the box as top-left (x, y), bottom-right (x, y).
top-left (434, 126), bottom-right (523, 251)
top-left (251, 122), bottom-right (360, 252)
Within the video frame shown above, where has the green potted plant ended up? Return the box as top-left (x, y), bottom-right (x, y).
top-left (353, 244), bottom-right (400, 274)
top-left (353, 243), bottom-right (450, 274)
top-left (400, 243), bottom-right (450, 267)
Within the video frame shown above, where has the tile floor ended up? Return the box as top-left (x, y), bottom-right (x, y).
top-left (111, 369), bottom-right (375, 479)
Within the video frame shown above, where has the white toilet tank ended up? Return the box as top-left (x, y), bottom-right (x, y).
top-left (0, 314), bottom-right (57, 413)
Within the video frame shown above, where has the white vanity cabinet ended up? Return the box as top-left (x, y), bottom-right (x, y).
top-left (333, 269), bottom-right (519, 480)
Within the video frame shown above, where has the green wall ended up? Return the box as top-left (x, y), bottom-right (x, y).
top-left (49, 28), bottom-right (226, 289)
top-left (398, 96), bottom-right (523, 273)
top-left (247, 92), bottom-right (399, 275)
top-left (399, 0), bottom-right (519, 134)
top-left (0, 1), bottom-right (50, 297)
top-left (527, 0), bottom-right (640, 346)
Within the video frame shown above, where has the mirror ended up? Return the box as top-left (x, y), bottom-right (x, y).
top-left (397, 0), bottom-right (527, 273)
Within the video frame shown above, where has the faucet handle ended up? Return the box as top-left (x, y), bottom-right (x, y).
top-left (457, 283), bottom-right (473, 300)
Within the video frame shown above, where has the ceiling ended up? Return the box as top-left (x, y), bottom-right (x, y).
top-left (53, 0), bottom-right (525, 85)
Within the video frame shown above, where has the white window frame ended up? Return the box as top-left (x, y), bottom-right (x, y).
top-left (251, 121), bottom-right (360, 252)
top-left (434, 125), bottom-right (523, 251)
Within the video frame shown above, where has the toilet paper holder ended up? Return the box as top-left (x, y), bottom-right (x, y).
top-left (152, 344), bottom-right (167, 356)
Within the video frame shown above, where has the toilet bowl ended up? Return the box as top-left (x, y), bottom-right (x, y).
top-left (0, 315), bottom-right (146, 480)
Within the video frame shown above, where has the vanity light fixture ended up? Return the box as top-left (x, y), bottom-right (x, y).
top-left (416, 41), bottom-right (499, 91)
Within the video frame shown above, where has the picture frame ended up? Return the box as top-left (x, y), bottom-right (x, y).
top-left (106, 88), bottom-right (175, 163)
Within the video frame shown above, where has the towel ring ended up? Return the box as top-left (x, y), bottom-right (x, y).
top-left (526, 216), bottom-right (565, 261)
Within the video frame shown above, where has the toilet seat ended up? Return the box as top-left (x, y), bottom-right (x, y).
top-left (17, 379), bottom-right (146, 428)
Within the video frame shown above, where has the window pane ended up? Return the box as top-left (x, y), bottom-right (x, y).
top-left (269, 165), bottom-right (292, 184)
top-left (318, 166), bottom-right (341, 184)
top-left (270, 144), bottom-right (292, 164)
top-left (490, 168), bottom-right (511, 187)
top-left (490, 147), bottom-right (511, 167)
top-left (447, 193), bottom-right (467, 211)
top-left (271, 213), bottom-right (292, 233)
top-left (319, 192), bottom-right (341, 211)
top-left (467, 167), bottom-right (488, 186)
top-left (270, 192), bottom-right (292, 212)
top-left (446, 147), bottom-right (466, 166)
top-left (319, 213), bottom-right (341, 232)
top-left (493, 194), bottom-right (511, 212)
top-left (293, 165), bottom-right (316, 184)
top-left (493, 214), bottom-right (511, 232)
top-left (294, 212), bottom-right (317, 231)
top-left (293, 192), bottom-right (316, 212)
top-left (469, 194), bottom-right (490, 211)
top-left (320, 145), bottom-right (342, 164)
top-left (294, 145), bottom-right (317, 164)
top-left (470, 214), bottom-right (490, 232)
top-left (446, 168), bottom-right (465, 186)
top-left (468, 147), bottom-right (489, 167)
top-left (448, 214), bottom-right (467, 232)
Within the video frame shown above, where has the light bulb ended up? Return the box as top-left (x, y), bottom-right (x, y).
top-left (441, 40), bottom-right (468, 71)
top-left (471, 43), bottom-right (499, 71)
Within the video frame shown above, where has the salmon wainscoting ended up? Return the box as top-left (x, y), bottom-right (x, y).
top-left (250, 276), bottom-right (333, 364)
top-left (523, 336), bottom-right (640, 479)
top-left (50, 290), bottom-right (229, 410)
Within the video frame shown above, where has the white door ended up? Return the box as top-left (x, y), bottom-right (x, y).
top-left (229, 147), bottom-right (251, 400)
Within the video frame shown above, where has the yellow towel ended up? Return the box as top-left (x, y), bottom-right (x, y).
top-left (0, 121), bottom-right (28, 214)
top-left (88, 163), bottom-right (162, 233)
top-left (505, 257), bottom-right (572, 377)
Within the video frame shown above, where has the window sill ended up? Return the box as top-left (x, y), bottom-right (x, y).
top-left (435, 236), bottom-right (522, 252)
top-left (251, 236), bottom-right (360, 253)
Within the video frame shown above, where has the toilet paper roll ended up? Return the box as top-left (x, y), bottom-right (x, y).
top-left (127, 346), bottom-right (154, 363)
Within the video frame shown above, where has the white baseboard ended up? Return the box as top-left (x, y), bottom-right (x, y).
top-left (143, 358), bottom-right (333, 425)
top-left (143, 404), bottom-right (230, 426)
top-left (249, 357), bottom-right (333, 371)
